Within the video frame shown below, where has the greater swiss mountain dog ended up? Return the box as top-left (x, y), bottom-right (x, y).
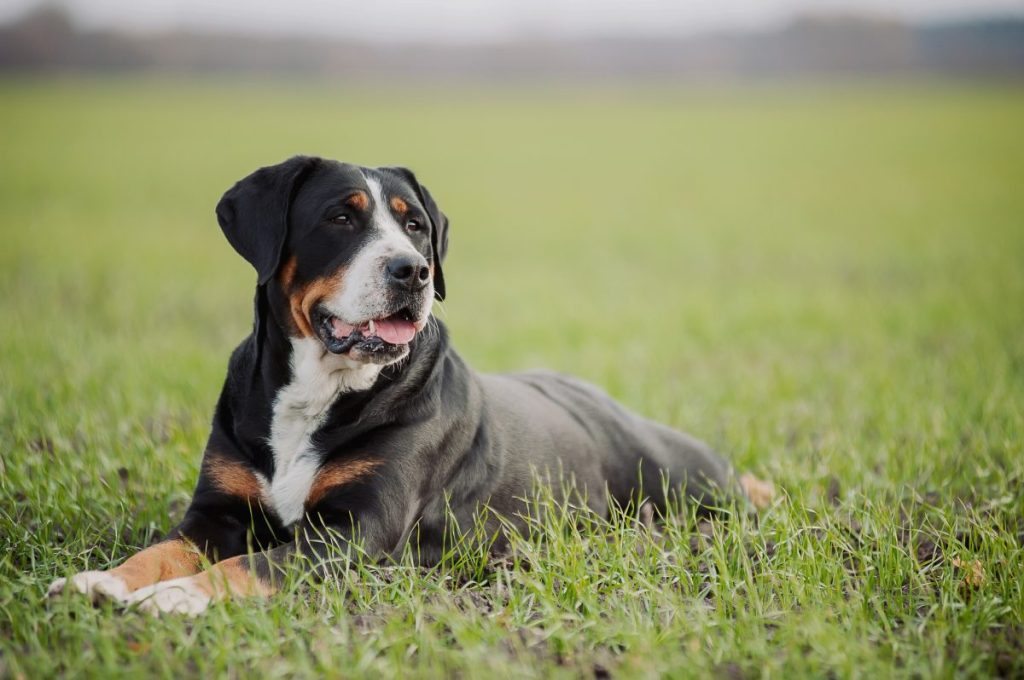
top-left (48, 156), bottom-right (772, 615)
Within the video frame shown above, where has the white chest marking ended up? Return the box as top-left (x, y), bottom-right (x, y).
top-left (266, 337), bottom-right (381, 525)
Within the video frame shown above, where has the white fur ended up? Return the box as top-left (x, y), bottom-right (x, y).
top-left (48, 571), bottom-right (131, 603)
top-left (129, 577), bottom-right (211, 617)
top-left (266, 337), bottom-right (381, 525)
top-left (326, 174), bottom-right (432, 324)
top-left (48, 173), bottom-right (439, 610)
top-left (266, 172), bottom-right (432, 526)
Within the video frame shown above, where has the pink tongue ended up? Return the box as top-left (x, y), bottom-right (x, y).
top-left (374, 318), bottom-right (417, 344)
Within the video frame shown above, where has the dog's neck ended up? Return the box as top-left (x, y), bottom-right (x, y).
top-left (254, 287), bottom-right (379, 399)
top-left (285, 336), bottom-right (382, 397)
top-left (235, 288), bottom-right (444, 524)
top-left (251, 285), bottom-right (446, 419)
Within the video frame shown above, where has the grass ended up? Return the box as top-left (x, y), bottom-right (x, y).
top-left (1, 78), bottom-right (1022, 678)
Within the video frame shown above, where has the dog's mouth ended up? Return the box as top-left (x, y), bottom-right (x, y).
top-left (313, 306), bottom-right (426, 359)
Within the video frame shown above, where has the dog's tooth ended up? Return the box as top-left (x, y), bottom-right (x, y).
top-left (368, 319), bottom-right (376, 336)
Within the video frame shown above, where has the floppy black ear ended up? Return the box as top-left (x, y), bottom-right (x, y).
top-left (387, 167), bottom-right (450, 301)
top-left (419, 183), bottom-right (450, 301)
top-left (216, 156), bottom-right (317, 285)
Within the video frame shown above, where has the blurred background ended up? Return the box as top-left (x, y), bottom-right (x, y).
top-left (3, 1), bottom-right (1024, 79)
top-left (3, 5), bottom-right (1024, 674)
top-left (1, 1), bottom-right (1022, 486)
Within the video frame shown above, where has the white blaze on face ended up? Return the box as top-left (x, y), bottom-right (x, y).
top-left (326, 174), bottom-right (433, 325)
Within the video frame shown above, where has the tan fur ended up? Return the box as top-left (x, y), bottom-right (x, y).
top-left (190, 555), bottom-right (275, 599)
top-left (345, 191), bottom-right (369, 211)
top-left (279, 255), bottom-right (298, 290)
top-left (204, 454), bottom-right (265, 503)
top-left (283, 267), bottom-right (346, 338)
top-left (740, 473), bottom-right (775, 510)
top-left (107, 539), bottom-right (202, 591)
top-left (305, 458), bottom-right (382, 509)
top-left (389, 196), bottom-right (408, 215)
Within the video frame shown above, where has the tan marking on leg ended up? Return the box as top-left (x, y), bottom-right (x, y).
top-left (128, 555), bottom-right (273, 615)
top-left (107, 539), bottom-right (203, 591)
top-left (306, 458), bottom-right (382, 509)
top-left (390, 196), bottom-right (408, 215)
top-left (192, 555), bottom-right (276, 599)
top-left (204, 454), bottom-right (265, 503)
top-left (345, 191), bottom-right (369, 211)
top-left (740, 473), bottom-right (775, 510)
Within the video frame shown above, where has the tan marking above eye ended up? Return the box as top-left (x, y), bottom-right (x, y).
top-left (306, 458), bottom-right (382, 508)
top-left (204, 453), bottom-right (266, 503)
top-left (390, 196), bottom-right (408, 215)
top-left (345, 191), bottom-right (369, 211)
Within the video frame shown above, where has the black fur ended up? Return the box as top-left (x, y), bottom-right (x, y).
top-left (174, 156), bottom-right (739, 579)
top-left (216, 156), bottom-right (317, 285)
top-left (383, 166), bottom-right (448, 301)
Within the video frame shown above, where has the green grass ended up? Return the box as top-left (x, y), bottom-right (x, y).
top-left (1, 78), bottom-right (1023, 678)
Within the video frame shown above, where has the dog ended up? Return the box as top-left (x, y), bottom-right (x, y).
top-left (48, 156), bottom-right (771, 615)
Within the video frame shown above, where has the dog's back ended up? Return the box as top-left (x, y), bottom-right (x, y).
top-left (474, 369), bottom-right (736, 518)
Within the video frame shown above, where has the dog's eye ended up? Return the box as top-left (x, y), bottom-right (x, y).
top-left (405, 219), bottom-right (423, 233)
top-left (331, 214), bottom-right (351, 226)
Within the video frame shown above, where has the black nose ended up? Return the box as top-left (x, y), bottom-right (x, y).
top-left (386, 255), bottom-right (430, 291)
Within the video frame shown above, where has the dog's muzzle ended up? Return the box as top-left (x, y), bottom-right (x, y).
top-left (312, 305), bottom-right (427, 361)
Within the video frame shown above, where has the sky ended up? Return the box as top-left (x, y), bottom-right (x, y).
top-left (4, 0), bottom-right (1024, 42)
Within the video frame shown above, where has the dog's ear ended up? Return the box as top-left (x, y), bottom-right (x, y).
top-left (419, 180), bottom-right (448, 301)
top-left (387, 167), bottom-right (450, 301)
top-left (216, 156), bottom-right (317, 285)
top-left (419, 182), bottom-right (450, 302)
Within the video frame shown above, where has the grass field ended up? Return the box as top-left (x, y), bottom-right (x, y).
top-left (1, 79), bottom-right (1022, 678)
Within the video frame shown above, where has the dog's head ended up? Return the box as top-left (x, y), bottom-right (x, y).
top-left (216, 156), bottom-right (449, 366)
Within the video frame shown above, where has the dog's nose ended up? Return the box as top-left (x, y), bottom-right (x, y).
top-left (386, 255), bottom-right (430, 291)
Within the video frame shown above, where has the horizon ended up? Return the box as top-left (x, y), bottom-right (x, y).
top-left (3, 0), bottom-right (1024, 44)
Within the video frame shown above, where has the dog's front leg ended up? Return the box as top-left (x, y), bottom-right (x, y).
top-left (125, 521), bottom-right (386, 616)
top-left (48, 447), bottom-right (275, 603)
top-left (126, 471), bottom-right (410, 616)
top-left (46, 535), bottom-right (204, 603)
top-left (122, 551), bottom-right (276, 616)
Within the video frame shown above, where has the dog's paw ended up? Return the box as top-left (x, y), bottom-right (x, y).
top-left (47, 571), bottom-right (131, 603)
top-left (740, 473), bottom-right (775, 510)
top-left (128, 577), bottom-right (212, 617)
